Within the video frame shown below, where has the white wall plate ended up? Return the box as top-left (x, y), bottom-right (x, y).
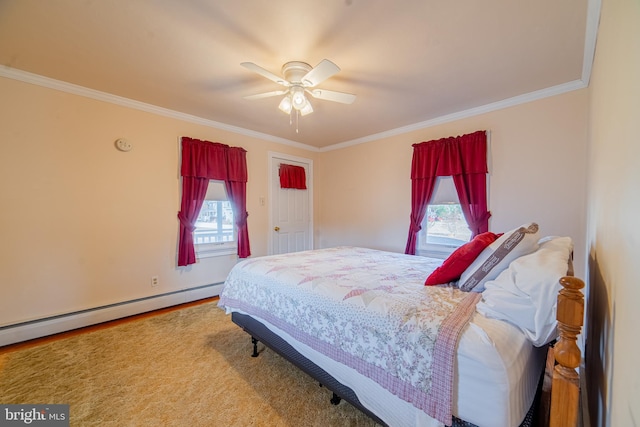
top-left (115, 138), bottom-right (132, 151)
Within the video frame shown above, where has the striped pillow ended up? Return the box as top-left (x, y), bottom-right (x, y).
top-left (459, 223), bottom-right (540, 292)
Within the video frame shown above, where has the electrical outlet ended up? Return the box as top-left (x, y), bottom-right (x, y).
top-left (151, 276), bottom-right (159, 287)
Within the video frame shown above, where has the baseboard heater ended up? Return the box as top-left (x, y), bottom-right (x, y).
top-left (0, 283), bottom-right (224, 347)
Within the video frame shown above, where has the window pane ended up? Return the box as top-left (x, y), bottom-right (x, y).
top-left (194, 200), bottom-right (235, 244)
top-left (426, 204), bottom-right (471, 246)
top-left (193, 181), bottom-right (235, 246)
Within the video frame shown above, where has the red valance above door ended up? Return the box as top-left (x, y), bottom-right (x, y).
top-left (279, 163), bottom-right (307, 189)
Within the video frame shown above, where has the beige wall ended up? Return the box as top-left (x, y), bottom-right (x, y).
top-left (586, 0), bottom-right (640, 425)
top-left (318, 89), bottom-right (589, 278)
top-left (1, 63), bottom-right (591, 353)
top-left (0, 76), bottom-right (316, 327)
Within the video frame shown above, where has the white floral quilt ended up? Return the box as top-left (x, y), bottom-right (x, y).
top-left (218, 246), bottom-right (481, 425)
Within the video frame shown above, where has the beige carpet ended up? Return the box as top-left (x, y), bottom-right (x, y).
top-left (0, 302), bottom-right (380, 426)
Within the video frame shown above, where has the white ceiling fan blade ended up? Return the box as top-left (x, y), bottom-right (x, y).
top-left (241, 62), bottom-right (288, 86)
top-left (301, 59), bottom-right (340, 87)
top-left (243, 90), bottom-right (288, 100)
top-left (308, 89), bottom-right (356, 104)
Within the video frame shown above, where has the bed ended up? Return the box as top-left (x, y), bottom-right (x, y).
top-left (218, 224), bottom-right (584, 427)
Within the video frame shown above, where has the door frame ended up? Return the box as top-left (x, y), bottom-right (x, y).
top-left (267, 151), bottom-right (314, 255)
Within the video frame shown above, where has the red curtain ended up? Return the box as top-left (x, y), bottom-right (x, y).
top-left (225, 147), bottom-right (250, 259)
top-left (279, 164), bottom-right (307, 189)
top-left (405, 130), bottom-right (490, 255)
top-left (177, 177), bottom-right (209, 267)
top-left (177, 137), bottom-right (250, 266)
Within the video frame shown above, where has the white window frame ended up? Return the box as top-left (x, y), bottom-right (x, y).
top-left (194, 180), bottom-right (237, 258)
top-left (417, 176), bottom-right (470, 259)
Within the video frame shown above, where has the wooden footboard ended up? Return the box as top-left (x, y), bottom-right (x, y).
top-left (545, 276), bottom-right (585, 427)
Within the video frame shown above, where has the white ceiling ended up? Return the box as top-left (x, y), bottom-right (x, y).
top-left (0, 0), bottom-right (595, 150)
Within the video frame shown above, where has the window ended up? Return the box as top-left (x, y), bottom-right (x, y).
top-left (418, 177), bottom-right (471, 258)
top-left (194, 181), bottom-right (236, 257)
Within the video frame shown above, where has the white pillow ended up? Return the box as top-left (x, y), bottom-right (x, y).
top-left (476, 236), bottom-right (574, 346)
top-left (459, 222), bottom-right (540, 292)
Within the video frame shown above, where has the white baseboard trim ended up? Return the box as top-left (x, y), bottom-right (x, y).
top-left (0, 283), bottom-right (223, 347)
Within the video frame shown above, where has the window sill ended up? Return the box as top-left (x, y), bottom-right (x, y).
top-left (417, 244), bottom-right (458, 260)
top-left (196, 243), bottom-right (237, 259)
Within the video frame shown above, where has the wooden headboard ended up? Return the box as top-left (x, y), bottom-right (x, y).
top-left (541, 275), bottom-right (585, 427)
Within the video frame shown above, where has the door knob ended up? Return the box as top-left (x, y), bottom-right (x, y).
top-left (274, 226), bottom-right (280, 232)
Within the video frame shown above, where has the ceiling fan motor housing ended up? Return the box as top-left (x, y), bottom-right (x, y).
top-left (282, 61), bottom-right (313, 85)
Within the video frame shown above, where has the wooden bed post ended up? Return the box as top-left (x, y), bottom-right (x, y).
top-left (549, 276), bottom-right (584, 427)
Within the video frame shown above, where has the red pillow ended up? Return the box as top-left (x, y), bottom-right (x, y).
top-left (425, 232), bottom-right (501, 286)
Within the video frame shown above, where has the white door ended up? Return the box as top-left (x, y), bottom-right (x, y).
top-left (269, 153), bottom-right (313, 255)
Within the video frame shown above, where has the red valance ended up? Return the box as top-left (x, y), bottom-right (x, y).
top-left (279, 164), bottom-right (307, 189)
top-left (180, 137), bottom-right (247, 182)
top-left (411, 130), bottom-right (488, 178)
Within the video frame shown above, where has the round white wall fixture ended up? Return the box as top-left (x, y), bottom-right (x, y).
top-left (115, 138), bottom-right (132, 152)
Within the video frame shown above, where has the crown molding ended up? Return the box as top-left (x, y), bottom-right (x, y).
top-left (581, 0), bottom-right (602, 86)
top-left (0, 64), bottom-right (591, 154)
top-left (320, 79), bottom-right (588, 152)
top-left (0, 65), bottom-right (319, 153)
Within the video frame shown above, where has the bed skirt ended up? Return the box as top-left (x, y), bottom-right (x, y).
top-left (231, 312), bottom-right (540, 427)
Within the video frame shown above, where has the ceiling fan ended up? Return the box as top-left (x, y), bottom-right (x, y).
top-left (241, 59), bottom-right (356, 117)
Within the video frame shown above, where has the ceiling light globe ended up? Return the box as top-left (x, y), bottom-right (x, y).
top-left (300, 99), bottom-right (313, 116)
top-left (291, 87), bottom-right (306, 109)
top-left (278, 96), bottom-right (292, 114)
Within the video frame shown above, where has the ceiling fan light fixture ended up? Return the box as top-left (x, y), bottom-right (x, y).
top-left (300, 99), bottom-right (313, 116)
top-left (278, 95), bottom-right (292, 114)
top-left (242, 59), bottom-right (355, 120)
top-left (291, 86), bottom-right (306, 109)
